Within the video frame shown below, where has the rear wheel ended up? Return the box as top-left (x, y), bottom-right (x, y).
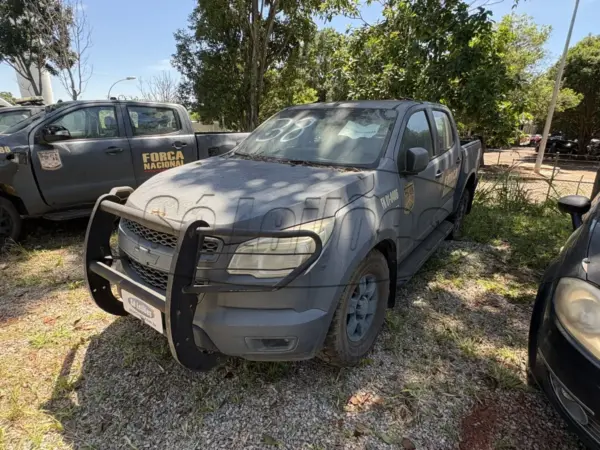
top-left (319, 250), bottom-right (389, 367)
top-left (448, 188), bottom-right (471, 240)
top-left (0, 197), bottom-right (21, 244)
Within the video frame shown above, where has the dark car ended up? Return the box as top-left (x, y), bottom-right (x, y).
top-left (535, 133), bottom-right (577, 154)
top-left (529, 192), bottom-right (600, 448)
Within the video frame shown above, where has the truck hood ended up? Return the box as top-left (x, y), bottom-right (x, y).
top-left (126, 157), bottom-right (374, 230)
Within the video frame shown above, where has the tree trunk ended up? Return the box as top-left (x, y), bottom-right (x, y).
top-left (477, 134), bottom-right (486, 168)
top-left (248, 0), bottom-right (260, 131)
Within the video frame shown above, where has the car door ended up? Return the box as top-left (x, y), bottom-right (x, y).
top-left (31, 104), bottom-right (136, 208)
top-left (430, 109), bottom-right (461, 220)
top-left (397, 108), bottom-right (444, 246)
top-left (123, 104), bottom-right (196, 185)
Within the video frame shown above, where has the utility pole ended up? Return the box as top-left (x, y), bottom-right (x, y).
top-left (534, 0), bottom-right (580, 173)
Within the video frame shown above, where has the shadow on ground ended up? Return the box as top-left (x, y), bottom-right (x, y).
top-left (40, 242), bottom-right (582, 450)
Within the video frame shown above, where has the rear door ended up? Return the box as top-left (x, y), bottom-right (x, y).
top-left (397, 108), bottom-right (443, 245)
top-left (123, 104), bottom-right (196, 185)
top-left (430, 109), bottom-right (461, 220)
top-left (31, 103), bottom-right (136, 208)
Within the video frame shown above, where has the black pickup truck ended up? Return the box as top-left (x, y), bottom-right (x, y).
top-left (0, 100), bottom-right (248, 241)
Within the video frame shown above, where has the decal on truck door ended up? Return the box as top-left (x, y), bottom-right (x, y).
top-left (380, 188), bottom-right (400, 209)
top-left (142, 151), bottom-right (185, 172)
top-left (38, 149), bottom-right (63, 171)
top-left (0, 146), bottom-right (11, 154)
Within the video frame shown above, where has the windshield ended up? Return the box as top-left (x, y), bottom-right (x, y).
top-left (1, 111), bottom-right (45, 135)
top-left (0, 110), bottom-right (32, 133)
top-left (236, 108), bottom-right (397, 167)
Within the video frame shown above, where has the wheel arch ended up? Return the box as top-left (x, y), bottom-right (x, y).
top-left (463, 172), bottom-right (477, 214)
top-left (0, 184), bottom-right (27, 215)
top-left (374, 238), bottom-right (397, 308)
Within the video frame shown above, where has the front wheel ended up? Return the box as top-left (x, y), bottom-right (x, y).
top-left (319, 250), bottom-right (389, 367)
top-left (0, 197), bottom-right (22, 244)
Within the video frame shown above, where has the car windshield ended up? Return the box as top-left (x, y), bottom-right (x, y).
top-left (235, 108), bottom-right (397, 167)
top-left (0, 110), bottom-right (32, 133)
top-left (1, 111), bottom-right (45, 135)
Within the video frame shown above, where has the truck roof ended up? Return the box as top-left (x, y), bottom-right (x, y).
top-left (50, 99), bottom-right (182, 108)
top-left (286, 100), bottom-right (423, 110)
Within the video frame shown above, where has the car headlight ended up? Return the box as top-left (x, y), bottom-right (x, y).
top-left (227, 218), bottom-right (335, 278)
top-left (555, 277), bottom-right (600, 358)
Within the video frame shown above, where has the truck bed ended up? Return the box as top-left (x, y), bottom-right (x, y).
top-left (195, 132), bottom-right (249, 159)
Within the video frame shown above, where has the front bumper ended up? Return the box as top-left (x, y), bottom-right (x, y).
top-left (533, 300), bottom-right (600, 448)
top-left (84, 190), bottom-right (325, 370)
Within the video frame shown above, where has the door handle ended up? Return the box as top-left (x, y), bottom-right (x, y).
top-left (105, 146), bottom-right (123, 155)
top-left (435, 170), bottom-right (443, 178)
top-left (456, 158), bottom-right (462, 165)
top-left (172, 141), bottom-right (188, 149)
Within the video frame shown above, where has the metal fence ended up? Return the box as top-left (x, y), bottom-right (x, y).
top-left (482, 150), bottom-right (599, 202)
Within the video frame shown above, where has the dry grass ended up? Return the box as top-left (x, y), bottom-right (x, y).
top-left (0, 209), bottom-right (583, 449)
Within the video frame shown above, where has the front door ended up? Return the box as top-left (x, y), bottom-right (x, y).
top-left (123, 104), bottom-right (196, 185)
top-left (31, 104), bottom-right (136, 208)
top-left (396, 109), bottom-right (443, 248)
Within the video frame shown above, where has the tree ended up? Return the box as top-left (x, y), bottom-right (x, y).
top-left (339, 0), bottom-right (514, 150)
top-left (138, 71), bottom-right (180, 103)
top-left (552, 36), bottom-right (600, 152)
top-left (0, 0), bottom-right (73, 97)
top-left (173, 0), bottom-right (319, 131)
top-left (23, 0), bottom-right (93, 100)
top-left (57, 0), bottom-right (93, 100)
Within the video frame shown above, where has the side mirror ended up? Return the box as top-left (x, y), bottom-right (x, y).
top-left (42, 125), bottom-right (71, 143)
top-left (404, 147), bottom-right (429, 174)
top-left (558, 195), bottom-right (591, 230)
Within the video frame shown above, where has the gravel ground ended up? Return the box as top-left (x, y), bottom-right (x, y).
top-left (0, 221), bottom-right (585, 449)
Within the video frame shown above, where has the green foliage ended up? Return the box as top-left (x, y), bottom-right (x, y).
top-left (553, 35), bottom-right (600, 151)
top-left (0, 91), bottom-right (16, 105)
top-left (463, 177), bottom-right (570, 272)
top-left (0, 0), bottom-right (74, 96)
top-left (173, 0), bottom-right (321, 131)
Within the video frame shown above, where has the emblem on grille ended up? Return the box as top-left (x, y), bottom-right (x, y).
top-left (150, 208), bottom-right (166, 217)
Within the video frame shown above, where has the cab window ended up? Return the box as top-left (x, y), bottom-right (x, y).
top-left (48, 106), bottom-right (119, 139)
top-left (399, 110), bottom-right (434, 159)
top-left (127, 106), bottom-right (180, 136)
top-left (433, 110), bottom-right (455, 153)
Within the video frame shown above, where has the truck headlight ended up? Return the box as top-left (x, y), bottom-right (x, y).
top-left (555, 277), bottom-right (600, 358)
top-left (227, 218), bottom-right (334, 278)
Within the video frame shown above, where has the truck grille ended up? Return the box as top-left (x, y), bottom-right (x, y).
top-left (122, 219), bottom-right (222, 261)
top-left (126, 257), bottom-right (208, 291)
top-left (127, 258), bottom-right (169, 291)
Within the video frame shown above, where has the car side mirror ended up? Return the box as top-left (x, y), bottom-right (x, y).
top-left (404, 147), bottom-right (429, 174)
top-left (558, 195), bottom-right (591, 230)
top-left (41, 125), bottom-right (71, 143)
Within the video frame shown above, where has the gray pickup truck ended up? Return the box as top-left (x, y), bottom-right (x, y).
top-left (0, 100), bottom-right (248, 241)
top-left (84, 100), bottom-right (481, 370)
top-left (0, 104), bottom-right (46, 134)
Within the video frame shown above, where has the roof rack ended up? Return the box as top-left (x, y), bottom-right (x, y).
top-left (14, 96), bottom-right (45, 106)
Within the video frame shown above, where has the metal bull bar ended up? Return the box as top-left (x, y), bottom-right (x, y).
top-left (84, 189), bottom-right (323, 370)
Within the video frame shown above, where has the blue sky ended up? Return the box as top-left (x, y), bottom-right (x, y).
top-left (0, 0), bottom-right (597, 102)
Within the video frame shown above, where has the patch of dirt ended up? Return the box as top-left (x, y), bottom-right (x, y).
top-left (459, 398), bottom-right (497, 450)
top-left (459, 392), bottom-right (584, 450)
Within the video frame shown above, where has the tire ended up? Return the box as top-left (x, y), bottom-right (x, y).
top-left (319, 249), bottom-right (389, 367)
top-left (448, 188), bottom-right (471, 240)
top-left (0, 197), bottom-right (22, 244)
